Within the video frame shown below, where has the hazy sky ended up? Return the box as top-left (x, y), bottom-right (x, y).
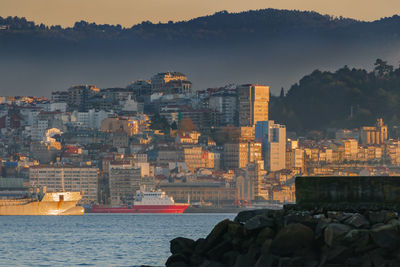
top-left (1, 0), bottom-right (399, 27)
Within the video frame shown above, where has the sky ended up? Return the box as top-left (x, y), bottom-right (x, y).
top-left (1, 0), bottom-right (399, 27)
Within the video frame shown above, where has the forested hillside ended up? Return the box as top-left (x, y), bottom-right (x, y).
top-left (270, 59), bottom-right (400, 132)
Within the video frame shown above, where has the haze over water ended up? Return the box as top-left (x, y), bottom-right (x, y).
top-left (0, 214), bottom-right (235, 266)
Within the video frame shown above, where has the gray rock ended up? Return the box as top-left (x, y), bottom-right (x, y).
top-left (344, 213), bottom-right (370, 229)
top-left (284, 212), bottom-right (312, 226)
top-left (315, 216), bottom-right (332, 237)
top-left (199, 260), bottom-right (225, 267)
top-left (270, 223), bottom-right (315, 256)
top-left (388, 218), bottom-right (400, 228)
top-left (234, 209), bottom-right (271, 223)
top-left (165, 262), bottom-right (188, 267)
top-left (170, 237), bottom-right (195, 254)
top-left (278, 257), bottom-right (292, 267)
top-left (368, 248), bottom-right (389, 267)
top-left (205, 219), bottom-right (230, 247)
top-left (321, 245), bottom-right (353, 264)
top-left (227, 222), bottom-right (244, 236)
top-left (370, 224), bottom-right (399, 248)
top-left (189, 254), bottom-right (205, 266)
top-left (290, 257), bottom-right (318, 267)
top-left (166, 253), bottom-right (189, 266)
top-left (240, 237), bottom-right (255, 251)
top-left (367, 211), bottom-right (386, 225)
top-left (360, 254), bottom-right (373, 267)
top-left (327, 211), bottom-right (353, 222)
top-left (254, 254), bottom-right (278, 267)
top-left (194, 238), bottom-right (207, 255)
top-left (261, 239), bottom-right (273, 255)
top-left (221, 251), bottom-right (239, 266)
top-left (324, 223), bottom-right (352, 247)
top-left (344, 257), bottom-right (363, 267)
top-left (206, 240), bottom-right (232, 260)
top-left (343, 229), bottom-right (370, 248)
top-left (234, 253), bottom-right (256, 267)
top-left (244, 215), bottom-right (274, 231)
top-left (371, 223), bottom-right (385, 229)
top-left (246, 244), bottom-right (261, 263)
top-left (256, 227), bottom-right (274, 245)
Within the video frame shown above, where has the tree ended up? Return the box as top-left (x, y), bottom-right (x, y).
top-left (150, 113), bottom-right (170, 133)
top-left (374, 58), bottom-right (393, 78)
top-left (178, 117), bottom-right (197, 132)
top-left (280, 87), bottom-right (285, 98)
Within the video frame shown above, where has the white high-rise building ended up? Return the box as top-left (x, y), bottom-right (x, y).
top-left (71, 109), bottom-right (114, 129)
top-left (255, 120), bottom-right (286, 172)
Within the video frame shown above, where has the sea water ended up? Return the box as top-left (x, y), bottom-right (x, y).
top-left (0, 213), bottom-right (235, 266)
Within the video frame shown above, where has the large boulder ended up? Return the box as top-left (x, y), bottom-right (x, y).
top-left (324, 223), bottom-right (352, 247)
top-left (343, 229), bottom-right (370, 249)
top-left (256, 227), bottom-right (275, 245)
top-left (206, 240), bottom-right (232, 261)
top-left (270, 223), bottom-right (315, 256)
top-left (170, 237), bottom-right (195, 254)
top-left (244, 215), bottom-right (275, 231)
top-left (234, 209), bottom-right (270, 223)
top-left (344, 213), bottom-right (370, 229)
top-left (320, 245), bottom-right (353, 265)
top-left (205, 219), bottom-right (231, 247)
top-left (166, 253), bottom-right (189, 267)
top-left (370, 224), bottom-right (400, 249)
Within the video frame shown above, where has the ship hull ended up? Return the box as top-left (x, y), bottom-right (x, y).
top-left (90, 204), bottom-right (189, 214)
top-left (0, 192), bottom-right (84, 216)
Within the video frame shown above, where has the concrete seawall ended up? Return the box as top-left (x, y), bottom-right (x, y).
top-left (295, 176), bottom-right (400, 210)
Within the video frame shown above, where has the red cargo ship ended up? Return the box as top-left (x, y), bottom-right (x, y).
top-left (90, 190), bottom-right (189, 213)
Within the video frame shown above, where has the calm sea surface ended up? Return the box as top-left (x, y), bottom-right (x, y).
top-left (0, 213), bottom-right (235, 266)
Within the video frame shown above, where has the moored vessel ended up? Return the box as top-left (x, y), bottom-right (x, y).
top-left (90, 190), bottom-right (189, 213)
top-left (0, 188), bottom-right (84, 215)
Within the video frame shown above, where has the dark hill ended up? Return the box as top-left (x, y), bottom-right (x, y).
top-left (0, 9), bottom-right (400, 96)
top-left (270, 59), bottom-right (400, 132)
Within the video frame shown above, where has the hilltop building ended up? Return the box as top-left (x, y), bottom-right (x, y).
top-left (67, 85), bottom-right (100, 111)
top-left (360, 118), bottom-right (388, 145)
top-left (150, 72), bottom-right (191, 94)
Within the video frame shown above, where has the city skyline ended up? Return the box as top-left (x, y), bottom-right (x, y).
top-left (1, 0), bottom-right (399, 27)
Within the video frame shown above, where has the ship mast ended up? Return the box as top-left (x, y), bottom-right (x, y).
top-left (61, 167), bottom-right (65, 192)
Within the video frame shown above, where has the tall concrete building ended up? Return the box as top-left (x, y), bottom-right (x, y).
top-left (223, 141), bottom-right (262, 170)
top-left (67, 85), bottom-right (100, 112)
top-left (208, 89), bottom-right (237, 126)
top-left (237, 84), bottom-right (269, 127)
top-left (255, 120), bottom-right (286, 172)
top-left (108, 164), bottom-right (141, 205)
top-left (29, 165), bottom-right (98, 204)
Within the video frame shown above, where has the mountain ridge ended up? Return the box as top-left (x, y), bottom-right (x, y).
top-left (0, 9), bottom-right (400, 96)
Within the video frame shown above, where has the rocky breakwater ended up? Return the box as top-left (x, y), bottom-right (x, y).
top-left (166, 208), bottom-right (400, 266)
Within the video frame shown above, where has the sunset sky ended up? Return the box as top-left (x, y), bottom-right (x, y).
top-left (1, 0), bottom-right (399, 27)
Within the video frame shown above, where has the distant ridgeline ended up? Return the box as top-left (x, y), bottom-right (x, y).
top-left (295, 176), bottom-right (400, 210)
top-left (1, 10), bottom-right (400, 105)
top-left (0, 10), bottom-right (399, 42)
